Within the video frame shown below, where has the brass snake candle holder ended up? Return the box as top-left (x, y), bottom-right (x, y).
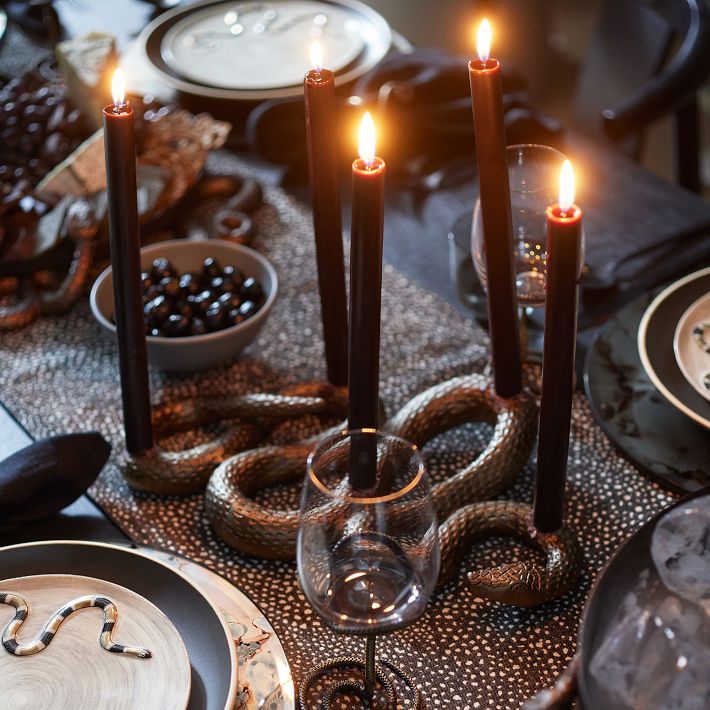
top-left (121, 374), bottom-right (581, 608)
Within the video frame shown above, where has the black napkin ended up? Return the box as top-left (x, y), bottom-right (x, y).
top-left (0, 432), bottom-right (110, 533)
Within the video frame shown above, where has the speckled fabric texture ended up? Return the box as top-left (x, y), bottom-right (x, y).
top-left (0, 154), bottom-right (677, 708)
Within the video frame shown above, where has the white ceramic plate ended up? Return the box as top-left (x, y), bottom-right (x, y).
top-left (0, 574), bottom-right (191, 710)
top-left (139, 0), bottom-right (392, 100)
top-left (673, 292), bottom-right (710, 401)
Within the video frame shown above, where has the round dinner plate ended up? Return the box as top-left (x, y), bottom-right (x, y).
top-left (578, 488), bottom-right (710, 708)
top-left (584, 290), bottom-right (709, 494)
top-left (0, 574), bottom-right (191, 710)
top-left (673, 292), bottom-right (710, 401)
top-left (638, 267), bottom-right (710, 430)
top-left (139, 0), bottom-right (392, 101)
top-left (0, 541), bottom-right (238, 710)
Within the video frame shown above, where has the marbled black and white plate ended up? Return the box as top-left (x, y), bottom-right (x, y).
top-left (584, 285), bottom-right (710, 494)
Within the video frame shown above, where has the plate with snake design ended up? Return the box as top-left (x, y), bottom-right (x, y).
top-left (0, 574), bottom-right (191, 709)
top-left (0, 541), bottom-right (238, 710)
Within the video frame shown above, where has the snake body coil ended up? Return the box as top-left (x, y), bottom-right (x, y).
top-left (0, 592), bottom-right (152, 659)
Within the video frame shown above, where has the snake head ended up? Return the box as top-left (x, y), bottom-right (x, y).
top-left (467, 562), bottom-right (550, 607)
top-left (467, 530), bottom-right (583, 608)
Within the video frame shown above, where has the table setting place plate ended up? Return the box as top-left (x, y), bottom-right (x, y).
top-left (0, 574), bottom-right (191, 710)
top-left (139, 0), bottom-right (392, 101)
top-left (638, 266), bottom-right (710, 431)
top-left (578, 489), bottom-right (710, 708)
top-left (0, 541), bottom-right (238, 710)
top-left (673, 292), bottom-right (710, 402)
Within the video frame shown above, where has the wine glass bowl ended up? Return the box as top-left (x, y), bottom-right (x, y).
top-left (298, 429), bottom-right (440, 637)
top-left (472, 143), bottom-right (567, 308)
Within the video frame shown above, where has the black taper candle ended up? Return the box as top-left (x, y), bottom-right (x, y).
top-left (534, 163), bottom-right (582, 533)
top-left (348, 113), bottom-right (385, 489)
top-left (304, 62), bottom-right (349, 386)
top-left (469, 21), bottom-right (522, 398)
top-left (102, 72), bottom-right (153, 455)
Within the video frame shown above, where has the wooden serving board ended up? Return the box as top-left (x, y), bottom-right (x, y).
top-left (0, 574), bottom-right (191, 710)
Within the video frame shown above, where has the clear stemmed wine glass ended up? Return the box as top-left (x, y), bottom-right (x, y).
top-left (472, 143), bottom-right (567, 365)
top-left (297, 429), bottom-right (440, 708)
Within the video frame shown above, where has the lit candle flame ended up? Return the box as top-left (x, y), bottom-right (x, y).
top-left (310, 41), bottom-right (323, 72)
top-left (559, 159), bottom-right (575, 212)
top-left (112, 68), bottom-right (126, 108)
top-left (477, 19), bottom-right (492, 63)
top-left (358, 111), bottom-right (376, 165)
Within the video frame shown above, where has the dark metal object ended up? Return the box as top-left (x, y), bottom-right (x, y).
top-left (202, 374), bottom-right (581, 606)
top-left (125, 382), bottom-right (349, 494)
top-left (298, 635), bottom-right (421, 710)
top-left (523, 655), bottom-right (580, 710)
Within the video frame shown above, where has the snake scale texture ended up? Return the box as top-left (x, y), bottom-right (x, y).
top-left (126, 374), bottom-right (582, 606)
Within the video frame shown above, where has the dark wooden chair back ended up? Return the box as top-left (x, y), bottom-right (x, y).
top-left (573, 0), bottom-right (710, 192)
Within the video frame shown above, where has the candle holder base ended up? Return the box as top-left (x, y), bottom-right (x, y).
top-left (205, 375), bottom-right (540, 569)
top-left (298, 637), bottom-right (421, 710)
top-left (123, 382), bottom-right (348, 495)
top-left (438, 500), bottom-right (583, 607)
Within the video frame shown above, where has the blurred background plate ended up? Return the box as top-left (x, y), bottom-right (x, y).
top-left (140, 0), bottom-right (392, 101)
top-left (0, 541), bottom-right (238, 710)
top-left (673, 292), bottom-right (710, 402)
top-left (638, 267), bottom-right (710, 430)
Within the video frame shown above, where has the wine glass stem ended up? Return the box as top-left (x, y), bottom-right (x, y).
top-left (364, 635), bottom-right (376, 700)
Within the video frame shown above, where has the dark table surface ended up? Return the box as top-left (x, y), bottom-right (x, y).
top-left (1, 0), bottom-right (709, 593)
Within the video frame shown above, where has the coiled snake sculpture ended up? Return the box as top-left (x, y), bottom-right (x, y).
top-left (0, 592), bottom-right (152, 659)
top-left (124, 373), bottom-right (582, 608)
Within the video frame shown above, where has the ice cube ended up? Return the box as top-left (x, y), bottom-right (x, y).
top-left (651, 495), bottom-right (710, 611)
top-left (590, 589), bottom-right (710, 709)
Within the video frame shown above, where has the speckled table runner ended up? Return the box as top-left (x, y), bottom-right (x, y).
top-left (0, 154), bottom-right (676, 708)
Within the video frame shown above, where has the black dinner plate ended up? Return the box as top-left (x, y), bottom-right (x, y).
top-left (0, 541), bottom-right (237, 710)
top-left (584, 283), bottom-right (710, 494)
top-left (638, 267), bottom-right (710, 430)
top-left (578, 488), bottom-right (710, 708)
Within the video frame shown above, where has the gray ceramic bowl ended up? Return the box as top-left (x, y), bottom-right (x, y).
top-left (90, 239), bottom-right (278, 372)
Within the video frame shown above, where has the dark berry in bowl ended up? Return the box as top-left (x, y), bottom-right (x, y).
top-left (201, 257), bottom-right (222, 282)
top-left (240, 276), bottom-right (263, 301)
top-left (160, 276), bottom-right (181, 299)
